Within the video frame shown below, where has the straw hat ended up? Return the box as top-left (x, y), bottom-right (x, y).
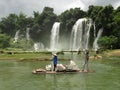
top-left (54, 53), bottom-right (57, 56)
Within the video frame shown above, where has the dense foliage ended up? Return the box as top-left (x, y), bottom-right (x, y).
top-left (0, 33), bottom-right (11, 48)
top-left (0, 5), bottom-right (120, 49)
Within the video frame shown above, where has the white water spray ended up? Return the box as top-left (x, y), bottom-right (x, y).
top-left (70, 18), bottom-right (93, 51)
top-left (50, 22), bottom-right (60, 51)
top-left (26, 27), bottom-right (30, 40)
top-left (93, 28), bottom-right (103, 50)
top-left (34, 42), bottom-right (44, 51)
top-left (14, 30), bottom-right (20, 43)
top-left (93, 22), bottom-right (96, 38)
top-left (85, 19), bottom-right (92, 49)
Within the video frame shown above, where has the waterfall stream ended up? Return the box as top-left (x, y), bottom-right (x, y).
top-left (50, 22), bottom-right (60, 51)
top-left (70, 18), bottom-right (93, 51)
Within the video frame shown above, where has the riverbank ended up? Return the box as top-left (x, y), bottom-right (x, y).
top-left (0, 49), bottom-right (120, 60)
top-left (0, 51), bottom-right (69, 61)
top-left (103, 49), bottom-right (120, 57)
top-left (89, 49), bottom-right (120, 60)
top-left (0, 51), bottom-right (52, 61)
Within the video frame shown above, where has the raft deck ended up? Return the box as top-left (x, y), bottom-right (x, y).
top-left (32, 68), bottom-right (94, 74)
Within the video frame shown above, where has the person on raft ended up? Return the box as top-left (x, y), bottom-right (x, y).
top-left (53, 53), bottom-right (58, 71)
top-left (82, 49), bottom-right (89, 71)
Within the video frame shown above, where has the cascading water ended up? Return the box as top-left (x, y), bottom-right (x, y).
top-left (26, 27), bottom-right (30, 40)
top-left (70, 18), bottom-right (92, 51)
top-left (13, 30), bottom-right (20, 43)
top-left (50, 22), bottom-right (60, 51)
top-left (93, 28), bottom-right (103, 50)
top-left (93, 22), bottom-right (96, 38)
top-left (85, 19), bottom-right (92, 49)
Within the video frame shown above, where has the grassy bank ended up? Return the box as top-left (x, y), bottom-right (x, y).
top-left (0, 51), bottom-right (68, 61)
top-left (0, 49), bottom-right (120, 61)
top-left (103, 49), bottom-right (120, 57)
top-left (0, 51), bottom-right (52, 61)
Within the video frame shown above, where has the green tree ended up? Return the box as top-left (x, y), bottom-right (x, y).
top-left (59, 8), bottom-right (86, 37)
top-left (98, 35), bottom-right (118, 49)
top-left (17, 13), bottom-right (33, 33)
top-left (87, 5), bottom-right (114, 36)
top-left (0, 14), bottom-right (18, 36)
top-left (31, 7), bottom-right (57, 47)
top-left (112, 6), bottom-right (120, 48)
top-left (37, 7), bottom-right (57, 30)
top-left (29, 24), bottom-right (42, 42)
top-left (0, 34), bottom-right (11, 48)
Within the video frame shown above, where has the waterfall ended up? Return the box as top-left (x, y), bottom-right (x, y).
top-left (93, 28), bottom-right (103, 50)
top-left (50, 22), bottom-right (60, 51)
top-left (85, 19), bottom-right (92, 49)
top-left (70, 18), bottom-right (92, 51)
top-left (13, 30), bottom-right (20, 43)
top-left (26, 27), bottom-right (30, 40)
top-left (93, 22), bottom-right (96, 38)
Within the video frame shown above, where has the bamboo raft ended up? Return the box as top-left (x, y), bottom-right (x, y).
top-left (32, 68), bottom-right (94, 74)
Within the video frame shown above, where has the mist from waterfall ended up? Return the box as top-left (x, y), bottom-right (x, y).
top-left (50, 22), bottom-right (60, 51)
top-left (93, 28), bottom-right (103, 50)
top-left (70, 18), bottom-right (93, 51)
top-left (14, 30), bottom-right (20, 43)
top-left (34, 42), bottom-right (44, 51)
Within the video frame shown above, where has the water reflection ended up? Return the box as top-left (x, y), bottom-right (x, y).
top-left (42, 73), bottom-right (88, 90)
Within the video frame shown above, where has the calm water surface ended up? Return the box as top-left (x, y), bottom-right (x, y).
top-left (0, 53), bottom-right (120, 90)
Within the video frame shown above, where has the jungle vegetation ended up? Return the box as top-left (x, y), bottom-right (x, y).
top-left (0, 5), bottom-right (120, 50)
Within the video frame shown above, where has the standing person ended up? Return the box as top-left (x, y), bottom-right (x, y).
top-left (53, 54), bottom-right (58, 71)
top-left (82, 49), bottom-right (89, 72)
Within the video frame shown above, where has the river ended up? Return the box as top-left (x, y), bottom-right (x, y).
top-left (0, 52), bottom-right (120, 90)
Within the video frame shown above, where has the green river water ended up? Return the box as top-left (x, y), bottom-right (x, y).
top-left (0, 53), bottom-right (120, 90)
